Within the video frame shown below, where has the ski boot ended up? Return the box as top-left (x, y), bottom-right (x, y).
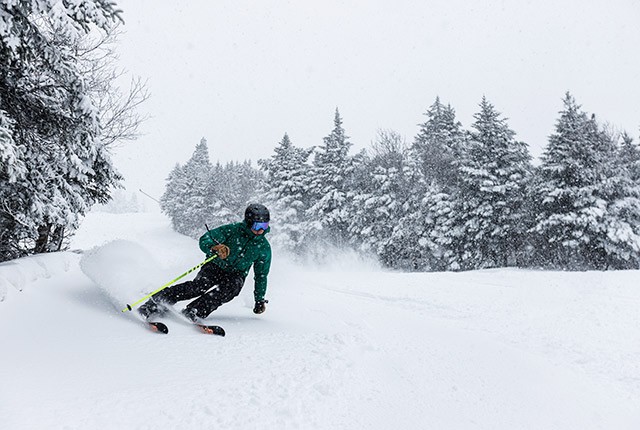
top-left (181, 307), bottom-right (200, 323)
top-left (138, 299), bottom-right (168, 320)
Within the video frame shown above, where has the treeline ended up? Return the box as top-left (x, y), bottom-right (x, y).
top-left (162, 93), bottom-right (640, 271)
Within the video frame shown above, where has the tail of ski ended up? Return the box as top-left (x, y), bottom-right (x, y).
top-left (147, 321), bottom-right (169, 334)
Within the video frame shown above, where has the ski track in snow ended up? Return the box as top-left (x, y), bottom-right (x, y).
top-left (1, 212), bottom-right (640, 429)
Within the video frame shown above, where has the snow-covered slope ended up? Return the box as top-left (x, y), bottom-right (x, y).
top-left (1, 212), bottom-right (639, 429)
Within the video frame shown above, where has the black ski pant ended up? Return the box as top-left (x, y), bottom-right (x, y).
top-left (154, 263), bottom-right (245, 319)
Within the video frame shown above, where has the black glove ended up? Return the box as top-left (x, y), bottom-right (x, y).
top-left (253, 299), bottom-right (268, 314)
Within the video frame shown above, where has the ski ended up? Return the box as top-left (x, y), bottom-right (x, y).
top-left (147, 321), bottom-right (169, 334)
top-left (133, 302), bottom-right (225, 336)
top-left (145, 321), bottom-right (224, 336)
top-left (161, 303), bottom-right (226, 336)
top-left (196, 324), bottom-right (225, 336)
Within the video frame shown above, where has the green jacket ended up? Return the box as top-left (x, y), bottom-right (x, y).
top-left (199, 222), bottom-right (272, 301)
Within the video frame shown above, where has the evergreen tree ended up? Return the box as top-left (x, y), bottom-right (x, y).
top-left (532, 93), bottom-right (600, 268)
top-left (160, 163), bottom-right (188, 233)
top-left (199, 161), bottom-right (233, 227)
top-left (161, 138), bottom-right (212, 237)
top-left (306, 109), bottom-right (354, 246)
top-left (411, 97), bottom-right (465, 191)
top-left (398, 99), bottom-right (466, 270)
top-left (531, 93), bottom-right (640, 269)
top-left (259, 133), bottom-right (313, 253)
top-left (445, 96), bottom-right (532, 269)
top-left (596, 149), bottom-right (640, 268)
top-left (619, 132), bottom-right (640, 181)
top-left (215, 160), bottom-right (264, 225)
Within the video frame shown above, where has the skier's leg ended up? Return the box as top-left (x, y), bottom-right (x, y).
top-left (183, 271), bottom-right (245, 319)
top-left (138, 268), bottom-right (213, 318)
top-left (154, 276), bottom-right (214, 305)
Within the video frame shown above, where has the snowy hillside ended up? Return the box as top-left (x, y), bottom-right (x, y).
top-left (1, 212), bottom-right (639, 429)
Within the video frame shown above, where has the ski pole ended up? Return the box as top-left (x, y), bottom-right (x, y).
top-left (139, 188), bottom-right (161, 204)
top-left (205, 223), bottom-right (221, 245)
top-left (122, 254), bottom-right (218, 312)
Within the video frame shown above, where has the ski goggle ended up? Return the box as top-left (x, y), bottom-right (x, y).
top-left (251, 221), bottom-right (269, 231)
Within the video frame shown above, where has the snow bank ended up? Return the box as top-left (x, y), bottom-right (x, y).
top-left (0, 252), bottom-right (76, 302)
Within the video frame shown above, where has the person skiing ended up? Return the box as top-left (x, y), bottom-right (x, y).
top-left (138, 203), bottom-right (272, 322)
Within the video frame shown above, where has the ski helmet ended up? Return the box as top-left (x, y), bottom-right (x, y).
top-left (244, 203), bottom-right (270, 226)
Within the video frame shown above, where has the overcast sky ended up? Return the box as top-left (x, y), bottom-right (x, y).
top-left (111, 0), bottom-right (640, 201)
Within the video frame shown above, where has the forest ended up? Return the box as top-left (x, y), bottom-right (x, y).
top-left (161, 95), bottom-right (640, 271)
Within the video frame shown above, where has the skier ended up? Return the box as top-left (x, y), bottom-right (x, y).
top-left (138, 203), bottom-right (272, 322)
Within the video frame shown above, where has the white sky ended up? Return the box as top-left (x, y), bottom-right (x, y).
top-left (110, 0), bottom-right (640, 200)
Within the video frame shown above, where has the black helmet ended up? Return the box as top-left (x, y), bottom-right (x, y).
top-left (244, 203), bottom-right (270, 226)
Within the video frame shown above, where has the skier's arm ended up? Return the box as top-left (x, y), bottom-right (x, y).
top-left (253, 244), bottom-right (272, 302)
top-left (199, 224), bottom-right (231, 256)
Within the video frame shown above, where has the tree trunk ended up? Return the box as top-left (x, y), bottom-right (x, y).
top-left (34, 224), bottom-right (51, 254)
top-left (49, 226), bottom-right (65, 251)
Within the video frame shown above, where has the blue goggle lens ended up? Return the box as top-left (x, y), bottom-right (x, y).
top-left (252, 221), bottom-right (269, 231)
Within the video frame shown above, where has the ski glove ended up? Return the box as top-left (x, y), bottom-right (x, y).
top-left (211, 244), bottom-right (230, 259)
top-left (253, 299), bottom-right (268, 314)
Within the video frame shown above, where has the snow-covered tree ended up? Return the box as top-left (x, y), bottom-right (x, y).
top-left (618, 132), bottom-right (640, 182)
top-left (532, 94), bottom-right (640, 269)
top-left (443, 97), bottom-right (532, 269)
top-left (598, 129), bottom-right (640, 269)
top-left (348, 130), bottom-right (426, 269)
top-left (213, 160), bottom-right (264, 226)
top-left (0, 0), bottom-right (124, 261)
top-left (160, 163), bottom-right (188, 233)
top-left (411, 97), bottom-right (465, 191)
top-left (259, 133), bottom-right (313, 253)
top-left (161, 139), bottom-right (264, 238)
top-left (306, 109), bottom-right (354, 246)
top-left (391, 99), bottom-right (466, 271)
top-left (161, 138), bottom-right (212, 237)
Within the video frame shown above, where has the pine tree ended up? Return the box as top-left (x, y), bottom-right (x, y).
top-left (161, 138), bottom-right (212, 237)
top-left (411, 97), bottom-right (465, 191)
top-left (161, 163), bottom-right (189, 232)
top-left (215, 160), bottom-right (264, 225)
top-left (619, 132), bottom-right (640, 181)
top-left (399, 99), bottom-right (466, 270)
top-left (445, 96), bottom-right (532, 269)
top-left (306, 109), bottom-right (354, 246)
top-left (531, 93), bottom-right (640, 269)
top-left (597, 145), bottom-right (640, 268)
top-left (203, 161), bottom-right (237, 226)
top-left (259, 133), bottom-right (313, 253)
top-left (532, 93), bottom-right (598, 268)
